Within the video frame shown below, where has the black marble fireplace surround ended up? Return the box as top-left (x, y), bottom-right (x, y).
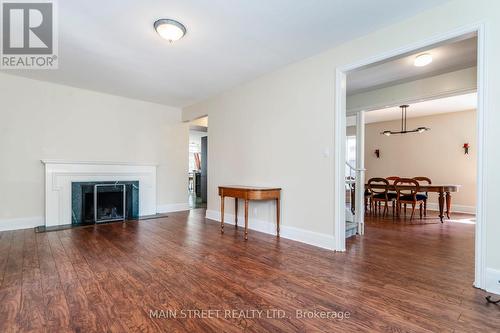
top-left (71, 181), bottom-right (139, 225)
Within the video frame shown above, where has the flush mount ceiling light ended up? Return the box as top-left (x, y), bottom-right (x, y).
top-left (381, 105), bottom-right (430, 136)
top-left (154, 19), bottom-right (186, 42)
top-left (414, 53), bottom-right (433, 67)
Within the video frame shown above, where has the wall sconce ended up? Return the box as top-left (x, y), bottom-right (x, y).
top-left (463, 143), bottom-right (470, 154)
top-left (374, 149), bottom-right (380, 158)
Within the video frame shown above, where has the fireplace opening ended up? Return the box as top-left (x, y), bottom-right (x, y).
top-left (72, 181), bottom-right (139, 225)
top-left (95, 184), bottom-right (125, 222)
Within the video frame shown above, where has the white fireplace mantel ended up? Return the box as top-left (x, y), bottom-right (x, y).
top-left (42, 160), bottom-right (158, 227)
top-left (41, 159), bottom-right (159, 166)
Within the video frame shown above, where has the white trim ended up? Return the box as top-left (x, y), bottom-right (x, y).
top-left (474, 23), bottom-right (488, 291)
top-left (485, 268), bottom-right (500, 296)
top-left (355, 111), bottom-right (365, 235)
top-left (43, 162), bottom-right (157, 227)
top-left (333, 23), bottom-right (487, 289)
top-left (41, 159), bottom-right (159, 166)
top-left (157, 203), bottom-right (190, 213)
top-left (0, 216), bottom-right (44, 231)
top-left (206, 210), bottom-right (335, 251)
top-left (333, 69), bottom-right (346, 251)
top-left (425, 203), bottom-right (476, 215)
top-left (378, 203), bottom-right (476, 215)
top-left (0, 204), bottom-right (190, 231)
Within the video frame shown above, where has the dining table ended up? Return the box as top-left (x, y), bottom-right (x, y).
top-left (362, 183), bottom-right (462, 222)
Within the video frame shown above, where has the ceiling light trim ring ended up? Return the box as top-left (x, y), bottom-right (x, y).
top-left (154, 18), bottom-right (187, 41)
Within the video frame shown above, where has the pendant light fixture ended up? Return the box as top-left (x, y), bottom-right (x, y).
top-left (381, 105), bottom-right (430, 136)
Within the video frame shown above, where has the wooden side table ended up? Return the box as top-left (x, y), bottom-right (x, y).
top-left (218, 186), bottom-right (281, 240)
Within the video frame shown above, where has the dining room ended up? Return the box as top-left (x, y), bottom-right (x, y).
top-left (342, 89), bottom-right (480, 314)
top-left (344, 33), bottom-right (478, 232)
top-left (349, 94), bottom-right (477, 225)
top-left (338, 30), bottom-right (487, 308)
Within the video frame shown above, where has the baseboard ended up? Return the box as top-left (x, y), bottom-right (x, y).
top-left (205, 209), bottom-right (335, 250)
top-left (0, 216), bottom-right (44, 231)
top-left (426, 203), bottom-right (476, 214)
top-left (157, 203), bottom-right (190, 214)
top-left (0, 204), bottom-right (190, 232)
top-left (485, 268), bottom-right (500, 296)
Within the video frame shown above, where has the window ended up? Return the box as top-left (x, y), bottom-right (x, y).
top-left (189, 141), bottom-right (201, 172)
top-left (346, 136), bottom-right (356, 177)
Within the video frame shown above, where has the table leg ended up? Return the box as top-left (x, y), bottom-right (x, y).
top-left (276, 198), bottom-right (280, 237)
top-left (220, 196), bottom-right (225, 233)
top-left (235, 198), bottom-right (238, 228)
top-left (438, 191), bottom-right (445, 223)
top-left (244, 199), bottom-right (249, 240)
top-left (445, 192), bottom-right (451, 219)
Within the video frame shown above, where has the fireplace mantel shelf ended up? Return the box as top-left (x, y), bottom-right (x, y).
top-left (41, 160), bottom-right (159, 167)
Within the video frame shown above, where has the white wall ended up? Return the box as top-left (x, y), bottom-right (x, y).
top-left (183, 0), bottom-right (500, 292)
top-left (0, 73), bottom-right (188, 228)
top-left (364, 110), bottom-right (476, 211)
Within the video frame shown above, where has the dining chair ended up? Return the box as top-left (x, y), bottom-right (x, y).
top-left (394, 178), bottom-right (426, 220)
top-left (386, 176), bottom-right (400, 216)
top-left (367, 178), bottom-right (392, 217)
top-left (413, 177), bottom-right (432, 217)
top-left (386, 176), bottom-right (400, 183)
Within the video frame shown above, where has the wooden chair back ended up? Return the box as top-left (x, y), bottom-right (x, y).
top-left (394, 178), bottom-right (420, 199)
top-left (386, 176), bottom-right (400, 184)
top-left (413, 177), bottom-right (432, 185)
top-left (367, 178), bottom-right (389, 195)
top-left (413, 176), bottom-right (431, 195)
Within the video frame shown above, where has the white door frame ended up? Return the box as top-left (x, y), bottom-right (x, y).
top-left (355, 111), bottom-right (366, 235)
top-left (333, 23), bottom-right (488, 290)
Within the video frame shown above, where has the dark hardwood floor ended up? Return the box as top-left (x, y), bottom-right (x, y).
top-left (0, 209), bottom-right (498, 332)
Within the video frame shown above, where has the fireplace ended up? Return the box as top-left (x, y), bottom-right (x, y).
top-left (95, 184), bottom-right (125, 222)
top-left (72, 181), bottom-right (139, 224)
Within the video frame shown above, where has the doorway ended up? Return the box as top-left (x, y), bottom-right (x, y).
top-left (188, 116), bottom-right (208, 209)
top-left (334, 25), bottom-right (486, 290)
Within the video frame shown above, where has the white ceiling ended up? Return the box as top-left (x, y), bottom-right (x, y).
top-left (7, 0), bottom-right (450, 107)
top-left (361, 93), bottom-right (477, 124)
top-left (347, 36), bottom-right (477, 95)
